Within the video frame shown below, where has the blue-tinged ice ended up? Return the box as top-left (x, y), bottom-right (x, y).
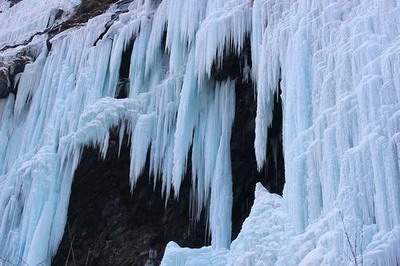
top-left (1, 0), bottom-right (400, 265)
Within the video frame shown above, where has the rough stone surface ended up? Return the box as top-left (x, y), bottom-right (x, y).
top-left (50, 0), bottom-right (122, 36)
top-left (0, 54), bottom-right (32, 99)
top-left (8, 0), bottom-right (23, 8)
top-left (0, 69), bottom-right (9, 98)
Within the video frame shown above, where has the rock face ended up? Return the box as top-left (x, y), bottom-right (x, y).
top-left (52, 0), bottom-right (120, 33)
top-left (0, 54), bottom-right (32, 99)
top-left (0, 68), bottom-right (9, 98)
top-left (7, 0), bottom-right (23, 8)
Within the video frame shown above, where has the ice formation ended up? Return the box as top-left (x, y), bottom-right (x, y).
top-left (0, 0), bottom-right (400, 265)
top-left (0, 0), bottom-right (79, 49)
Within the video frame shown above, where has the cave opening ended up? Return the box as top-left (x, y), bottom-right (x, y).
top-left (53, 37), bottom-right (285, 265)
top-left (259, 88), bottom-right (285, 195)
top-left (52, 131), bottom-right (208, 266)
top-left (116, 39), bottom-right (134, 99)
top-left (52, 86), bottom-right (285, 265)
top-left (230, 80), bottom-right (285, 240)
top-left (213, 37), bottom-right (285, 239)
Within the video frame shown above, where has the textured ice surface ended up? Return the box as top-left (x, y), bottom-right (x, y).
top-left (0, 0), bottom-right (79, 50)
top-left (0, 0), bottom-right (400, 265)
top-left (161, 184), bottom-right (293, 265)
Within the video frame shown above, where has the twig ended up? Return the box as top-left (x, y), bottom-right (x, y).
top-left (340, 211), bottom-right (358, 265)
top-left (360, 230), bottom-right (364, 266)
top-left (85, 248), bottom-right (91, 266)
top-left (65, 222), bottom-right (77, 266)
top-left (354, 230), bottom-right (358, 265)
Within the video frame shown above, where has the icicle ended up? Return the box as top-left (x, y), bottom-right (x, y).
top-left (209, 80), bottom-right (235, 249)
top-left (130, 113), bottom-right (155, 187)
top-left (172, 48), bottom-right (199, 194)
top-left (195, 0), bottom-right (252, 79)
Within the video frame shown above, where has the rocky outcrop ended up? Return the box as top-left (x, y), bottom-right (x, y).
top-left (0, 53), bottom-right (33, 98)
top-left (48, 0), bottom-right (125, 37)
top-left (7, 0), bottom-right (23, 8)
top-left (0, 68), bottom-right (10, 98)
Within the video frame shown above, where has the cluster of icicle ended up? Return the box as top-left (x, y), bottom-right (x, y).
top-left (0, 0), bottom-right (400, 265)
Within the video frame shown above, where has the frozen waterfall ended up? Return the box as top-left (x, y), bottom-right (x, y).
top-left (0, 0), bottom-right (400, 265)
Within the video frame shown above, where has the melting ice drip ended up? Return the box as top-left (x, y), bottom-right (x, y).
top-left (0, 0), bottom-right (400, 265)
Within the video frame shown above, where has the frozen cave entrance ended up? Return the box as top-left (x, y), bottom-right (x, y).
top-left (52, 130), bottom-right (209, 266)
top-left (53, 38), bottom-right (285, 265)
top-left (52, 85), bottom-right (285, 265)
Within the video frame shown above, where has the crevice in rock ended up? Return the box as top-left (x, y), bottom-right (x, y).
top-left (116, 39), bottom-right (134, 99)
top-left (226, 38), bottom-right (284, 239)
top-left (259, 88), bottom-right (285, 195)
top-left (92, 1), bottom-right (136, 47)
top-left (0, 8), bottom-right (64, 52)
top-left (0, 27), bottom-right (51, 53)
top-left (230, 82), bottom-right (285, 239)
top-left (230, 78), bottom-right (259, 240)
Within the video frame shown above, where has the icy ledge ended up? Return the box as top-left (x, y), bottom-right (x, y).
top-left (161, 184), bottom-right (293, 265)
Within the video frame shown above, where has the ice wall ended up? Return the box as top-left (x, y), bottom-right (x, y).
top-left (252, 0), bottom-right (400, 264)
top-left (0, 0), bottom-right (399, 265)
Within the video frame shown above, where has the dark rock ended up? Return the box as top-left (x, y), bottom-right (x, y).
top-left (8, 0), bottom-right (23, 8)
top-left (211, 36), bottom-right (252, 81)
top-left (0, 54), bottom-right (33, 99)
top-left (0, 69), bottom-right (10, 98)
top-left (52, 131), bottom-right (208, 266)
top-left (49, 0), bottom-right (122, 36)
